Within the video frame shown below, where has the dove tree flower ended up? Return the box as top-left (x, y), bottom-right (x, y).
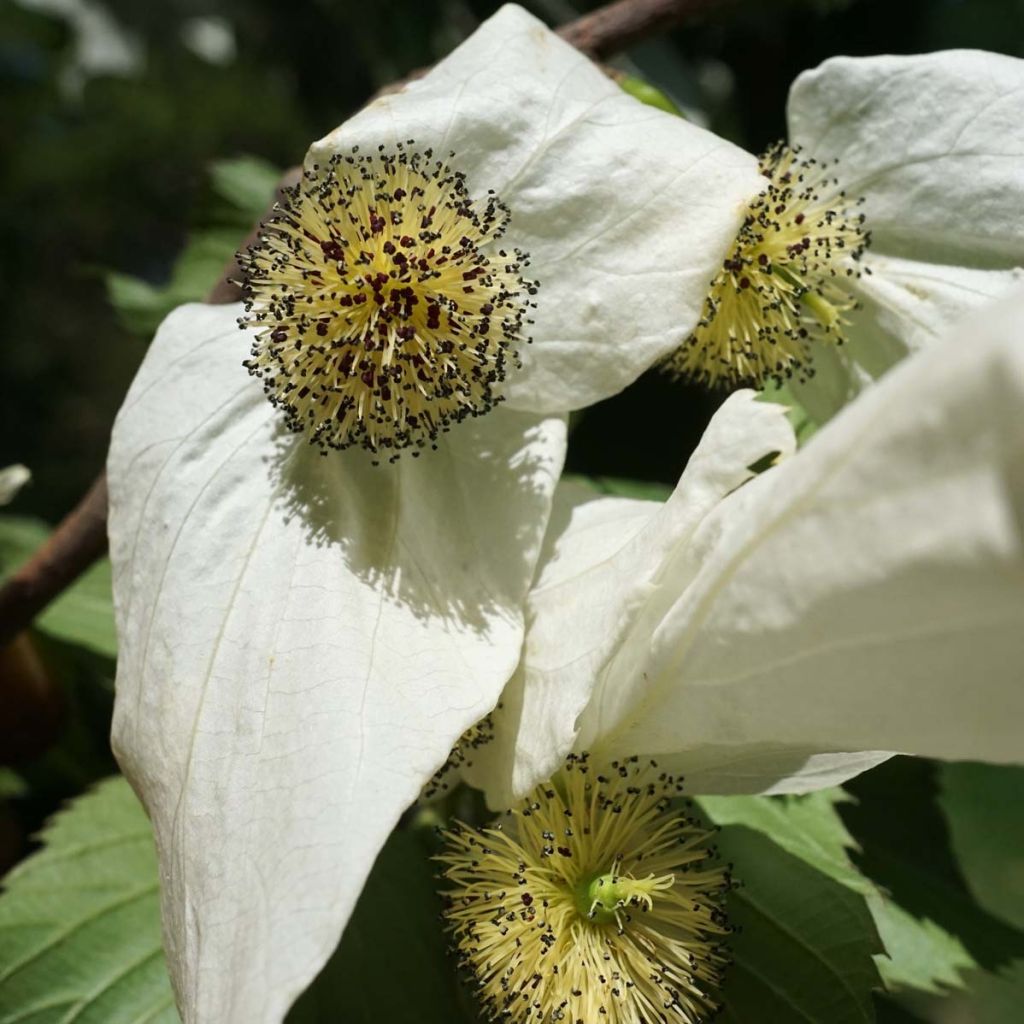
top-left (467, 287), bottom-right (1024, 809)
top-left (107, 6), bottom-right (764, 1022)
top-left (443, 289), bottom-right (1024, 1024)
top-left (663, 50), bottom-right (1024, 425)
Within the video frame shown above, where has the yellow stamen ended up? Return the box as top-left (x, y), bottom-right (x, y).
top-left (665, 142), bottom-right (870, 389)
top-left (239, 144), bottom-right (534, 460)
top-left (438, 754), bottom-right (733, 1023)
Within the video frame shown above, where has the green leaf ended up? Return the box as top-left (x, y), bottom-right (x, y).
top-left (286, 826), bottom-right (471, 1024)
top-left (208, 156), bottom-right (283, 222)
top-left (0, 776), bottom-right (178, 1024)
top-left (563, 473), bottom-right (672, 503)
top-left (843, 759), bottom-right (1024, 980)
top-left (106, 155), bottom-right (281, 337)
top-left (702, 788), bottom-right (976, 994)
top-left (106, 226), bottom-right (245, 336)
top-left (940, 763), bottom-right (1024, 931)
top-left (701, 791), bottom-right (870, 896)
top-left (867, 894), bottom-right (974, 994)
top-left (712, 824), bottom-right (883, 1024)
top-left (0, 515), bottom-right (117, 658)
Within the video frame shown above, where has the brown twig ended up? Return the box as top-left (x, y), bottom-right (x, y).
top-left (557, 0), bottom-right (734, 59)
top-left (0, 475), bottom-right (109, 650)
top-left (0, 0), bottom-right (734, 650)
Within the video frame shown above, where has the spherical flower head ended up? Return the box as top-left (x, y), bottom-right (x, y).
top-left (239, 143), bottom-right (535, 459)
top-left (439, 754), bottom-right (733, 1023)
top-left (665, 143), bottom-right (870, 389)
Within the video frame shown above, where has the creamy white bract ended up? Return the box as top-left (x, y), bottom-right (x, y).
top-left (467, 289), bottom-right (1024, 808)
top-left (107, 6), bottom-right (762, 1022)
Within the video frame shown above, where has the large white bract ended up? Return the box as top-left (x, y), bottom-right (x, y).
top-left (107, 5), bottom-right (762, 1022)
top-left (466, 289), bottom-right (1024, 808)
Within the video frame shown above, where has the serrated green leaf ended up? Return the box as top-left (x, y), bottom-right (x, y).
top-left (562, 473), bottom-right (672, 503)
top-left (867, 894), bottom-right (974, 994)
top-left (940, 763), bottom-right (1024, 932)
top-left (843, 759), bottom-right (1024, 981)
top-left (712, 825), bottom-right (882, 1024)
top-left (701, 791), bottom-right (870, 896)
top-left (0, 776), bottom-right (178, 1024)
top-left (0, 515), bottom-right (116, 659)
top-left (702, 788), bottom-right (976, 995)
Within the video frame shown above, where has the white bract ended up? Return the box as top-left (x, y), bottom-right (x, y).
top-left (789, 50), bottom-right (1024, 421)
top-left (467, 288), bottom-right (1024, 808)
top-left (664, 51), bottom-right (1024, 420)
top-left (107, 6), bottom-right (761, 1022)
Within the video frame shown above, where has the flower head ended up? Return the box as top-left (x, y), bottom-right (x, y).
top-left (666, 51), bottom-right (1024, 407)
top-left (440, 755), bottom-right (732, 1024)
top-left (666, 143), bottom-right (869, 388)
top-left (241, 146), bottom-right (534, 457)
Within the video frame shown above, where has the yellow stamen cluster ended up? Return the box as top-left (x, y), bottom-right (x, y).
top-left (665, 142), bottom-right (870, 389)
top-left (438, 754), bottom-right (733, 1024)
top-left (239, 144), bottom-right (534, 459)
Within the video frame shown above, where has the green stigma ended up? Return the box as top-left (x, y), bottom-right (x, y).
top-left (576, 869), bottom-right (673, 924)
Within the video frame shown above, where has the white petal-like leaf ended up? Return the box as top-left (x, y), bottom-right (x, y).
top-left (311, 4), bottom-right (764, 413)
top-left (788, 50), bottom-right (1024, 269)
top-left (108, 303), bottom-right (565, 1022)
top-left (792, 256), bottom-right (1024, 425)
top-left (582, 289), bottom-right (1024, 791)
top-left (466, 391), bottom-right (795, 805)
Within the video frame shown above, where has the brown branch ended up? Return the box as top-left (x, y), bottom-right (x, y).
top-left (558, 0), bottom-right (735, 59)
top-left (0, 0), bottom-right (735, 650)
top-left (0, 474), bottom-right (109, 650)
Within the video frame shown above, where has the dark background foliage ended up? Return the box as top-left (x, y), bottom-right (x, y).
top-left (3, 0), bottom-right (1023, 520)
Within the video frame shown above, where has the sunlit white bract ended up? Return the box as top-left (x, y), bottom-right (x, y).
top-left (468, 289), bottom-right (1024, 807)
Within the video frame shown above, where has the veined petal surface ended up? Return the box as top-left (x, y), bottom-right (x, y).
top-left (582, 289), bottom-right (1024, 791)
top-left (108, 303), bottom-right (565, 1022)
top-left (792, 255), bottom-right (1024, 424)
top-left (467, 391), bottom-right (795, 806)
top-left (788, 50), bottom-right (1024, 269)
